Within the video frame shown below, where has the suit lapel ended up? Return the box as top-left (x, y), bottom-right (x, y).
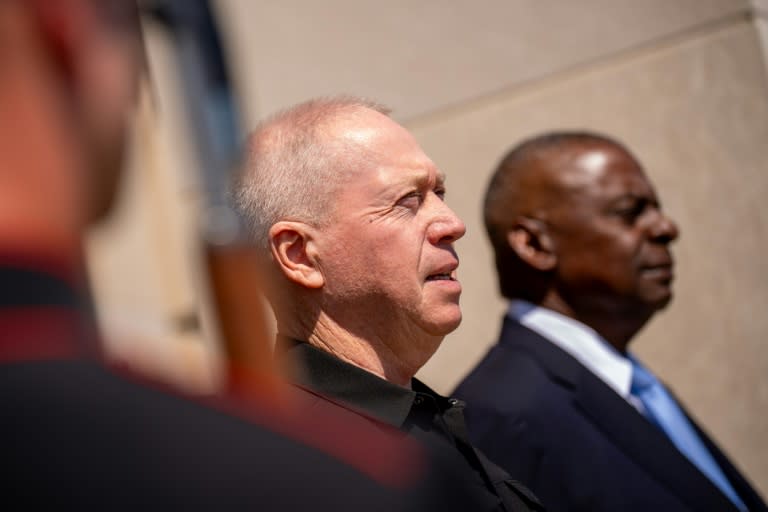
top-left (499, 318), bottom-right (739, 512)
top-left (680, 395), bottom-right (767, 511)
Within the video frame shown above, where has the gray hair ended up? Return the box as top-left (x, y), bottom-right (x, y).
top-left (233, 96), bottom-right (390, 249)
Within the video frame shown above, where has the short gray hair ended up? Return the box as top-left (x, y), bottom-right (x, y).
top-left (233, 96), bottom-right (390, 249)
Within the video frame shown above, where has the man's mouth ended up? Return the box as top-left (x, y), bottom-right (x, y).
top-left (426, 272), bottom-right (456, 282)
top-left (641, 263), bottom-right (674, 280)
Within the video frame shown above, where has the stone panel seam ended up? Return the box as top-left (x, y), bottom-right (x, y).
top-left (404, 10), bottom-right (754, 130)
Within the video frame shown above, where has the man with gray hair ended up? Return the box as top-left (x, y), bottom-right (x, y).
top-left (235, 97), bottom-right (543, 512)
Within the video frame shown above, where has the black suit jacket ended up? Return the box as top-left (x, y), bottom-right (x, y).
top-left (453, 315), bottom-right (767, 512)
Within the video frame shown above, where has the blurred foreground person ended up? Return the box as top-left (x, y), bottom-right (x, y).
top-left (0, 1), bottom-right (470, 509)
top-left (454, 132), bottom-right (767, 511)
top-left (235, 97), bottom-right (544, 512)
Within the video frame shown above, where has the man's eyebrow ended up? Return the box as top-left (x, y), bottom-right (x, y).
top-left (424, 167), bottom-right (446, 186)
top-left (608, 193), bottom-right (660, 207)
top-left (398, 166), bottom-right (445, 187)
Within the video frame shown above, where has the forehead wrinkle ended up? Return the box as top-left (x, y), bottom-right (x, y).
top-left (369, 164), bottom-right (425, 189)
top-left (363, 140), bottom-right (440, 179)
top-left (389, 163), bottom-right (444, 191)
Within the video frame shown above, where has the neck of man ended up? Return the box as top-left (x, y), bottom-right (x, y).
top-left (539, 294), bottom-right (651, 354)
top-left (284, 310), bottom-right (440, 388)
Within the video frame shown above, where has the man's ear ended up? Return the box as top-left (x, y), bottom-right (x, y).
top-left (507, 216), bottom-right (556, 271)
top-left (269, 221), bottom-right (324, 289)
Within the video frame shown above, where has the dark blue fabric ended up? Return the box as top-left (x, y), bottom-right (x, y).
top-left (453, 315), bottom-right (767, 512)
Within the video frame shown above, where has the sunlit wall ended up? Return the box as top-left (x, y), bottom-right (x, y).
top-left (86, 0), bottom-right (768, 494)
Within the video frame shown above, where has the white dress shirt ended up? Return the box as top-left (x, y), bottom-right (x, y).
top-left (508, 299), bottom-right (645, 413)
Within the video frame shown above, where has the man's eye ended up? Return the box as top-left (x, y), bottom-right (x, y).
top-left (612, 201), bottom-right (648, 222)
top-left (398, 192), bottom-right (423, 208)
top-left (434, 187), bottom-right (446, 200)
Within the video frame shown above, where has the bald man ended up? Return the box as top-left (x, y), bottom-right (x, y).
top-left (235, 97), bottom-right (543, 512)
top-left (453, 132), bottom-right (767, 511)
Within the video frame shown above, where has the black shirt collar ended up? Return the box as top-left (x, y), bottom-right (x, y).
top-left (279, 339), bottom-right (455, 428)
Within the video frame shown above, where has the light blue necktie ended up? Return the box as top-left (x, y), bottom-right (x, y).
top-left (630, 359), bottom-right (747, 511)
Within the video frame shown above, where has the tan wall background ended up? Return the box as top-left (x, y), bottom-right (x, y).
top-left (87, 0), bottom-right (768, 494)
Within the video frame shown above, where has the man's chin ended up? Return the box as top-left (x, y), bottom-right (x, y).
top-left (635, 290), bottom-right (673, 317)
top-left (654, 293), bottom-right (673, 311)
top-left (422, 310), bottom-right (463, 336)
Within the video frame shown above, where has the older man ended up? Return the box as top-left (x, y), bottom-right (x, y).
top-left (453, 132), bottom-right (767, 511)
top-left (235, 97), bottom-right (543, 512)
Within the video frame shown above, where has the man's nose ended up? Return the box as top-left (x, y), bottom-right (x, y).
top-left (428, 201), bottom-right (466, 245)
top-left (649, 210), bottom-right (679, 244)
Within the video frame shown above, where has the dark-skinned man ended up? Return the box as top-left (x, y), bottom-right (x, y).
top-left (454, 131), bottom-right (767, 512)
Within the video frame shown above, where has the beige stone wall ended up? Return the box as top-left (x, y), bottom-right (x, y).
top-left (86, 0), bottom-right (768, 494)
top-left (409, 17), bottom-right (768, 496)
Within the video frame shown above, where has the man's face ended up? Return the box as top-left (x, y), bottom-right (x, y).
top-left (315, 110), bottom-right (466, 348)
top-left (545, 143), bottom-right (679, 318)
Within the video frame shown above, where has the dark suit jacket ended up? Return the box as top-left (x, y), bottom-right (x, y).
top-left (453, 315), bottom-right (767, 512)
